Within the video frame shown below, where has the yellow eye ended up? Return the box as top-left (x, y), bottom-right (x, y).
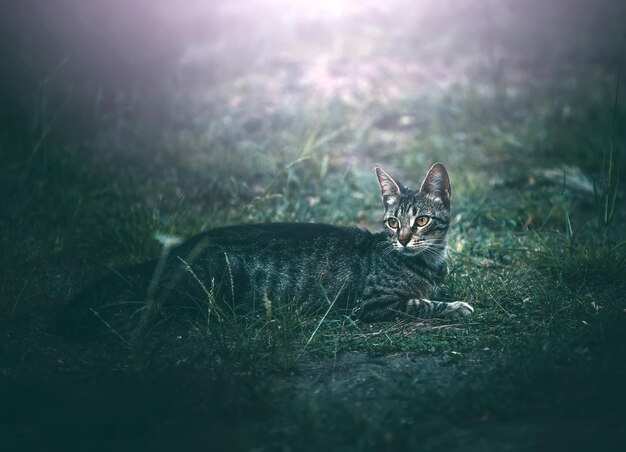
top-left (386, 217), bottom-right (399, 229)
top-left (415, 216), bottom-right (430, 227)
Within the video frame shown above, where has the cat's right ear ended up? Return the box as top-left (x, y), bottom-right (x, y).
top-left (420, 162), bottom-right (451, 208)
top-left (375, 167), bottom-right (401, 208)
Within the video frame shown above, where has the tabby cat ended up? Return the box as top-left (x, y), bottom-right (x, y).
top-left (60, 163), bottom-right (473, 339)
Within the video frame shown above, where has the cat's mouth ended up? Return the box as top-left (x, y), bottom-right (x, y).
top-left (394, 238), bottom-right (440, 255)
top-left (394, 243), bottom-right (422, 255)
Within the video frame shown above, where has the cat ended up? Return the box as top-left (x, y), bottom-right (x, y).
top-left (59, 162), bottom-right (473, 339)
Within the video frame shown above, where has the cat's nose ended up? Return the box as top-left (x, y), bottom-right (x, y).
top-left (398, 229), bottom-right (412, 247)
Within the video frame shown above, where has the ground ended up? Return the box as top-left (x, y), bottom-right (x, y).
top-left (1, 0), bottom-right (626, 450)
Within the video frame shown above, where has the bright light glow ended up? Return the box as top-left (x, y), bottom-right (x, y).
top-left (275, 0), bottom-right (350, 19)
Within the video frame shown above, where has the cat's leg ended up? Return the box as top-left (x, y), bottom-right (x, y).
top-left (406, 298), bottom-right (473, 319)
top-left (359, 298), bottom-right (473, 321)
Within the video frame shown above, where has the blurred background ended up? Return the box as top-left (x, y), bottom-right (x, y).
top-left (2, 0), bottom-right (624, 196)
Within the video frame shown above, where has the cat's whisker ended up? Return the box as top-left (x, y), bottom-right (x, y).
top-left (383, 245), bottom-right (399, 257)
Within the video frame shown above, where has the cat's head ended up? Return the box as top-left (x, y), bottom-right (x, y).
top-left (375, 163), bottom-right (451, 257)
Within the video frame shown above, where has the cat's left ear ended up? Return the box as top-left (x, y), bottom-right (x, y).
top-left (420, 162), bottom-right (451, 207)
top-left (375, 167), bottom-right (402, 208)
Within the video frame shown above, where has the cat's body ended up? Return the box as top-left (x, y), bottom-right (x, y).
top-left (59, 163), bottom-right (473, 339)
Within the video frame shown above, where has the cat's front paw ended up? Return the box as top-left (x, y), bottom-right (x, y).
top-left (446, 301), bottom-right (474, 319)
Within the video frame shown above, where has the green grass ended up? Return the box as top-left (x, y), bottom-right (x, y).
top-left (2, 114), bottom-right (624, 448)
top-left (3, 109), bottom-right (626, 449)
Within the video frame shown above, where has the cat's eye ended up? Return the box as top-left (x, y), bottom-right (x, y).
top-left (386, 217), bottom-right (400, 229)
top-left (415, 216), bottom-right (430, 227)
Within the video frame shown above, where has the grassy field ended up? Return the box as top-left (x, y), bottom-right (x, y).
top-left (1, 0), bottom-right (626, 450)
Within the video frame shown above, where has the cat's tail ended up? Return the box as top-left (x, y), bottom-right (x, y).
top-left (56, 262), bottom-right (155, 341)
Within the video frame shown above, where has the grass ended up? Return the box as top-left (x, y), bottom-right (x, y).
top-left (2, 0), bottom-right (626, 450)
top-left (2, 126), bottom-right (624, 449)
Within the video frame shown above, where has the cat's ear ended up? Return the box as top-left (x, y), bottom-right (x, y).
top-left (375, 167), bottom-right (402, 207)
top-left (420, 162), bottom-right (451, 207)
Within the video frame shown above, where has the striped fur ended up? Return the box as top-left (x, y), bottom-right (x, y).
top-left (60, 163), bottom-right (473, 338)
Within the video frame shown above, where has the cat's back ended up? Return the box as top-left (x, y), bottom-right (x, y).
top-left (182, 222), bottom-right (378, 254)
top-left (171, 223), bottom-right (382, 307)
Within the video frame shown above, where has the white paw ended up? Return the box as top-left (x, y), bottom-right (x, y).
top-left (448, 301), bottom-right (474, 318)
